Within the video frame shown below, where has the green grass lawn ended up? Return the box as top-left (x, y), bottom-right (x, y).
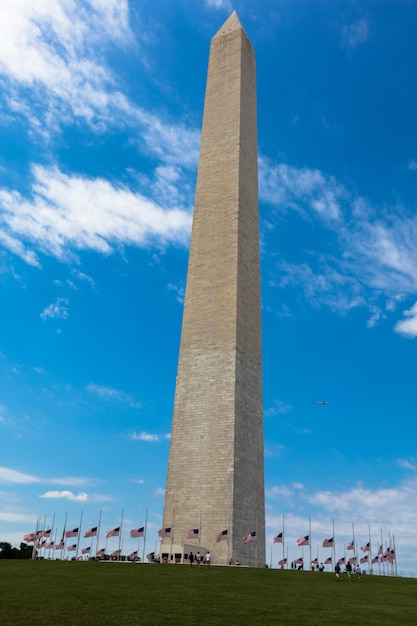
top-left (1, 561), bottom-right (416, 625)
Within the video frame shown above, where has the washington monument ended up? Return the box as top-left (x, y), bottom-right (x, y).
top-left (161, 11), bottom-right (265, 567)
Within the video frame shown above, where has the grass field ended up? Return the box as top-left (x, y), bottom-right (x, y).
top-left (1, 560), bottom-right (416, 625)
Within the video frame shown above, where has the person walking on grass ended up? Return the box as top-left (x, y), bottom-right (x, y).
top-left (196, 551), bottom-right (202, 568)
top-left (346, 561), bottom-right (352, 581)
top-left (335, 563), bottom-right (341, 579)
top-left (355, 565), bottom-right (362, 581)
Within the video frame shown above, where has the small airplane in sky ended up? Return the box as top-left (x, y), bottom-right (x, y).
top-left (316, 401), bottom-right (329, 405)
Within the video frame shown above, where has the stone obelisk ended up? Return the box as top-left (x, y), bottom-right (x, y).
top-left (161, 11), bottom-right (265, 567)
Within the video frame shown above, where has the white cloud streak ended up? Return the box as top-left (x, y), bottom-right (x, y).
top-left (40, 490), bottom-right (88, 501)
top-left (87, 383), bottom-right (141, 409)
top-left (131, 432), bottom-right (170, 442)
top-left (260, 156), bottom-right (417, 331)
top-left (0, 165), bottom-right (192, 266)
top-left (0, 467), bottom-right (40, 484)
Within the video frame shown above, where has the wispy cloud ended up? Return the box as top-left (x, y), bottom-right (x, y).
top-left (265, 400), bottom-right (293, 417)
top-left (205, 0), bottom-right (233, 11)
top-left (398, 458), bottom-right (417, 471)
top-left (0, 0), bottom-right (132, 133)
top-left (131, 432), bottom-right (170, 442)
top-left (260, 156), bottom-right (417, 331)
top-left (0, 165), bottom-right (192, 266)
top-left (0, 466), bottom-right (40, 484)
top-left (87, 383), bottom-right (141, 409)
top-left (341, 18), bottom-right (369, 52)
top-left (40, 297), bottom-right (69, 320)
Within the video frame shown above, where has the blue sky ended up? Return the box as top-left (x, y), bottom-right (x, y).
top-left (1, 0), bottom-right (417, 572)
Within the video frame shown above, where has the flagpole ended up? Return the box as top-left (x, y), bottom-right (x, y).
top-left (393, 533), bottom-right (397, 577)
top-left (255, 513), bottom-right (258, 567)
top-left (96, 509), bottom-right (102, 557)
top-left (118, 509), bottom-right (124, 561)
top-left (380, 528), bottom-right (385, 576)
top-left (76, 510), bottom-right (83, 560)
top-left (282, 514), bottom-right (285, 565)
top-left (49, 513), bottom-right (56, 561)
top-left (368, 524), bottom-right (372, 575)
top-left (142, 509), bottom-right (148, 563)
top-left (199, 509), bottom-right (202, 548)
top-left (309, 517), bottom-right (312, 568)
top-left (31, 517), bottom-right (40, 560)
top-left (352, 522), bottom-right (356, 565)
top-left (332, 519), bottom-right (336, 569)
top-left (60, 511), bottom-right (68, 561)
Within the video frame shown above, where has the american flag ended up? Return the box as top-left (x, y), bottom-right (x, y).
top-left (372, 556), bottom-right (380, 563)
top-left (216, 529), bottom-right (228, 542)
top-left (273, 533), bottom-right (283, 544)
top-left (106, 527), bottom-right (120, 538)
top-left (297, 535), bottom-right (309, 547)
top-left (346, 541), bottom-right (354, 551)
top-left (23, 533), bottom-right (36, 542)
top-left (337, 557), bottom-right (345, 565)
top-left (294, 557), bottom-right (303, 565)
top-left (130, 527), bottom-right (145, 538)
top-left (311, 558), bottom-right (318, 565)
top-left (243, 531), bottom-right (257, 544)
top-left (378, 544), bottom-right (383, 554)
top-left (324, 557), bottom-right (332, 564)
top-left (65, 528), bottom-right (79, 538)
top-left (45, 542), bottom-right (54, 549)
top-left (348, 557), bottom-right (356, 564)
top-left (278, 558), bottom-right (287, 566)
top-left (67, 544), bottom-right (77, 551)
top-left (84, 527), bottom-right (97, 538)
top-left (97, 548), bottom-right (105, 555)
top-left (360, 555), bottom-right (368, 564)
top-left (360, 542), bottom-right (370, 552)
top-left (158, 527), bottom-right (171, 538)
top-left (82, 547), bottom-right (91, 555)
top-left (129, 550), bottom-right (138, 558)
top-left (186, 528), bottom-right (199, 540)
top-left (54, 542), bottom-right (64, 550)
top-left (112, 549), bottom-right (121, 557)
top-left (322, 537), bottom-right (333, 548)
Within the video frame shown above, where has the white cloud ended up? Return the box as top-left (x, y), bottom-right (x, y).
top-left (0, 165), bottom-right (192, 265)
top-left (394, 302), bottom-right (417, 338)
top-left (0, 466), bottom-right (40, 484)
top-left (0, 512), bottom-right (37, 523)
top-left (265, 400), bottom-right (293, 417)
top-left (342, 18), bottom-right (369, 51)
top-left (259, 157), bottom-right (344, 222)
top-left (40, 297), bottom-right (69, 320)
top-left (39, 490), bottom-right (88, 501)
top-left (261, 157), bottom-right (417, 327)
top-left (205, 0), bottom-right (233, 10)
top-left (398, 458), bottom-right (417, 471)
top-left (49, 476), bottom-right (94, 487)
top-left (407, 159), bottom-right (417, 171)
top-left (131, 432), bottom-right (170, 442)
top-left (0, 0), bottom-right (132, 130)
top-left (87, 383), bottom-right (141, 408)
